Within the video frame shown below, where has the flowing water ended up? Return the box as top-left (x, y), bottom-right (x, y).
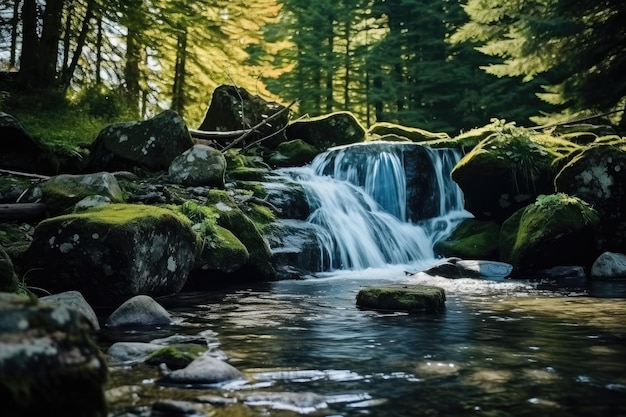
top-left (103, 143), bottom-right (626, 417)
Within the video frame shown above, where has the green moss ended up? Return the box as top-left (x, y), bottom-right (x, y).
top-left (368, 122), bottom-right (450, 142)
top-left (271, 139), bottom-right (319, 166)
top-left (226, 167), bottom-right (270, 181)
top-left (234, 181), bottom-right (269, 199)
top-left (39, 203), bottom-right (187, 228)
top-left (434, 219), bottom-right (500, 259)
top-left (356, 285), bottom-right (446, 313)
top-left (500, 193), bottom-right (600, 268)
top-left (145, 344), bottom-right (207, 369)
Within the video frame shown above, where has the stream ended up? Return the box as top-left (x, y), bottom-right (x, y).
top-left (102, 267), bottom-right (626, 417)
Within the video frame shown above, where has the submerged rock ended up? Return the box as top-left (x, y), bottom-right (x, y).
top-left (356, 284), bottom-right (446, 313)
top-left (159, 355), bottom-right (246, 386)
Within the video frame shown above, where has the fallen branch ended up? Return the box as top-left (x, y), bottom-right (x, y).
top-left (0, 168), bottom-right (50, 180)
top-left (0, 203), bottom-right (46, 221)
top-left (188, 128), bottom-right (250, 140)
top-left (242, 113), bottom-right (310, 153)
top-left (221, 100), bottom-right (299, 153)
top-left (529, 108), bottom-right (625, 131)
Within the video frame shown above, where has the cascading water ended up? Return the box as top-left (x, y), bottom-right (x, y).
top-left (281, 141), bottom-right (472, 271)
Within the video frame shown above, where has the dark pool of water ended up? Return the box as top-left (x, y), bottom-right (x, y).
top-left (103, 267), bottom-right (626, 417)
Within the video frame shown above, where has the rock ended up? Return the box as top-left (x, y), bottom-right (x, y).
top-left (145, 344), bottom-right (208, 369)
top-left (356, 284), bottom-right (446, 313)
top-left (106, 341), bottom-right (165, 366)
top-left (26, 204), bottom-right (196, 306)
top-left (168, 144), bottom-right (226, 187)
top-left (499, 193), bottom-right (601, 272)
top-left (174, 201), bottom-right (250, 274)
top-left (0, 292), bottom-right (108, 416)
top-left (422, 257), bottom-right (513, 279)
top-left (87, 109), bottom-right (193, 172)
top-left (451, 122), bottom-right (571, 222)
top-left (241, 391), bottom-right (328, 413)
top-left (159, 355), bottom-right (246, 386)
top-left (40, 290), bottom-right (100, 331)
top-left (555, 143), bottom-right (626, 252)
top-left (105, 294), bottom-right (171, 328)
top-left (0, 112), bottom-right (54, 174)
top-left (591, 252), bottom-right (626, 279)
top-left (368, 122), bottom-right (451, 142)
top-left (269, 139), bottom-right (319, 167)
top-left (205, 190), bottom-right (274, 280)
top-left (533, 265), bottom-right (587, 280)
top-left (0, 246), bottom-right (21, 293)
top-left (285, 111), bottom-right (366, 150)
top-left (198, 84), bottom-right (288, 147)
top-left (0, 175), bottom-right (34, 204)
top-left (434, 218), bottom-right (500, 260)
top-left (151, 400), bottom-right (208, 416)
top-left (42, 171), bottom-right (124, 216)
top-left (265, 219), bottom-right (324, 279)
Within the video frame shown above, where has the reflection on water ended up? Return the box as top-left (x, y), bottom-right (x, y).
top-left (105, 268), bottom-right (626, 417)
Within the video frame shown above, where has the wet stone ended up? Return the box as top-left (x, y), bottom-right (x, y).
top-left (356, 284), bottom-right (446, 313)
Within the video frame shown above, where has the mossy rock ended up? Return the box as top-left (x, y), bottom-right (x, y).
top-left (226, 167), bottom-right (270, 182)
top-left (205, 190), bottom-right (274, 279)
top-left (42, 172), bottom-right (125, 216)
top-left (356, 285), bottom-right (446, 313)
top-left (499, 193), bottom-right (601, 271)
top-left (285, 111), bottom-right (366, 150)
top-left (26, 204), bottom-right (196, 306)
top-left (0, 246), bottom-right (22, 293)
top-left (269, 139), bottom-right (319, 167)
top-left (0, 176), bottom-right (33, 203)
top-left (368, 122), bottom-right (450, 143)
top-left (450, 121), bottom-right (579, 222)
top-left (434, 219), bottom-right (501, 260)
top-left (145, 344), bottom-right (208, 369)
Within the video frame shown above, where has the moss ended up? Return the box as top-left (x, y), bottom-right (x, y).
top-left (500, 193), bottom-right (600, 269)
top-left (270, 139), bottom-right (319, 167)
top-left (234, 181), bottom-right (269, 199)
top-left (145, 344), bottom-right (207, 369)
top-left (356, 285), bottom-right (446, 313)
top-left (226, 167), bottom-right (270, 182)
top-left (41, 203), bottom-right (187, 228)
top-left (434, 219), bottom-right (500, 260)
top-left (368, 122), bottom-right (450, 142)
top-left (0, 176), bottom-right (33, 202)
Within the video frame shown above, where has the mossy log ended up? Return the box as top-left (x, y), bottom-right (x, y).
top-left (0, 203), bottom-right (46, 220)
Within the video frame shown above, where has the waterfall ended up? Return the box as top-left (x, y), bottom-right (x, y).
top-left (281, 141), bottom-right (472, 271)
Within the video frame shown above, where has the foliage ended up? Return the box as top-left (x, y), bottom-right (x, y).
top-left (450, 0), bottom-right (626, 126)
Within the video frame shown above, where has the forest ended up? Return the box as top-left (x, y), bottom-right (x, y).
top-left (0, 0), bottom-right (624, 135)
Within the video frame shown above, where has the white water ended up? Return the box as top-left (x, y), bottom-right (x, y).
top-left (281, 142), bottom-right (473, 272)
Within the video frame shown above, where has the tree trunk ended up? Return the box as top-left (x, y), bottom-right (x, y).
top-left (10, 0), bottom-right (20, 68)
top-left (18, 0), bottom-right (39, 88)
top-left (171, 28), bottom-right (188, 115)
top-left (62, 0), bottom-right (95, 89)
top-left (95, 16), bottom-right (103, 84)
top-left (38, 0), bottom-right (65, 88)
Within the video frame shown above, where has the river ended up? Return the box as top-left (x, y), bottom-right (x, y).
top-left (103, 266), bottom-right (626, 417)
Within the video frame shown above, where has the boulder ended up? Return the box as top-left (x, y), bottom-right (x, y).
top-left (555, 143), bottom-right (626, 252)
top-left (0, 112), bottom-right (54, 174)
top-left (145, 343), bottom-right (208, 370)
top-left (107, 341), bottom-right (165, 366)
top-left (0, 292), bottom-right (108, 417)
top-left (422, 257), bottom-right (513, 279)
top-left (198, 85), bottom-right (288, 147)
top-left (434, 218), bottom-right (500, 260)
top-left (205, 190), bottom-right (274, 280)
top-left (285, 111), bottom-right (366, 150)
top-left (40, 290), bottom-right (100, 331)
top-left (356, 284), bottom-right (446, 313)
top-left (105, 294), bottom-right (171, 328)
top-left (451, 122), bottom-right (572, 222)
top-left (368, 122), bottom-right (450, 142)
top-left (168, 144), bottom-right (226, 187)
top-left (41, 171), bottom-right (124, 216)
top-left (591, 252), bottom-right (626, 279)
top-left (87, 110), bottom-right (193, 172)
top-left (269, 139), bottom-right (319, 167)
top-left (26, 204), bottom-right (196, 307)
top-left (499, 193), bottom-right (601, 272)
top-left (174, 201), bottom-right (250, 274)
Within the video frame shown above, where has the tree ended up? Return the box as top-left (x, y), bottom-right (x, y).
top-left (451, 0), bottom-right (626, 126)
